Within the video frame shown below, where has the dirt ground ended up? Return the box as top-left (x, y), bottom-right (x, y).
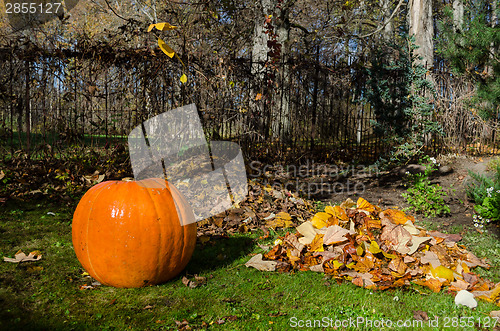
top-left (322, 155), bottom-right (500, 237)
top-left (254, 154), bottom-right (500, 237)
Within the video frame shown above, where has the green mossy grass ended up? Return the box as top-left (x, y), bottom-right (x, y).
top-left (0, 199), bottom-right (499, 330)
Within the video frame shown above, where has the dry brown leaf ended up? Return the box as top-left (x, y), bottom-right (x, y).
top-left (284, 233), bottom-right (305, 252)
top-left (3, 250), bottom-right (42, 263)
top-left (388, 258), bottom-right (408, 275)
top-left (245, 254), bottom-right (277, 271)
top-left (380, 218), bottom-right (412, 254)
top-left (380, 209), bottom-right (408, 225)
top-left (323, 225), bottom-right (352, 245)
top-left (309, 234), bottom-right (325, 252)
top-left (465, 252), bottom-right (490, 269)
top-left (420, 251), bottom-right (441, 269)
top-left (407, 236), bottom-right (432, 255)
top-left (309, 264), bottom-right (324, 272)
top-left (413, 310), bottom-right (429, 321)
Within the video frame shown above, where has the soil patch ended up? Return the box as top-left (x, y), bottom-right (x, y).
top-left (327, 155), bottom-right (500, 237)
top-left (251, 155), bottom-right (500, 237)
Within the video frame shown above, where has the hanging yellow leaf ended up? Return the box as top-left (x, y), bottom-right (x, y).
top-left (147, 22), bottom-right (178, 32)
top-left (158, 38), bottom-right (175, 58)
top-left (180, 74), bottom-right (188, 84)
top-left (255, 93), bottom-right (262, 101)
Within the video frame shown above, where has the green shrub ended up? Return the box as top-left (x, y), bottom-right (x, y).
top-left (402, 156), bottom-right (450, 218)
top-left (466, 165), bottom-right (500, 226)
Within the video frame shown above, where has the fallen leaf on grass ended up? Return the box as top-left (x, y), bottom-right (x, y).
top-left (175, 319), bottom-right (191, 330)
top-left (490, 310), bottom-right (500, 318)
top-left (3, 250), bottom-right (42, 263)
top-left (182, 274), bottom-right (207, 288)
top-left (245, 254), bottom-right (277, 271)
top-left (413, 310), bottom-right (429, 321)
top-left (414, 278), bottom-right (443, 293)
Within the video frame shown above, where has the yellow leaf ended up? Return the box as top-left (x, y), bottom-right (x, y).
top-left (380, 209), bottom-right (408, 225)
top-left (357, 197), bottom-right (375, 213)
top-left (346, 262), bottom-right (356, 269)
top-left (325, 205), bottom-right (349, 222)
top-left (461, 262), bottom-right (470, 274)
top-left (309, 234), bottom-right (325, 252)
top-left (158, 38), bottom-right (175, 58)
top-left (255, 93), bottom-right (262, 101)
top-left (356, 245), bottom-right (363, 256)
top-left (368, 240), bottom-right (382, 254)
top-left (276, 212), bottom-right (292, 221)
top-left (332, 260), bottom-right (343, 269)
top-left (180, 74), bottom-right (187, 84)
top-left (311, 212), bottom-right (331, 229)
top-left (382, 251), bottom-right (397, 259)
top-left (430, 265), bottom-right (454, 283)
top-left (148, 22), bottom-right (177, 32)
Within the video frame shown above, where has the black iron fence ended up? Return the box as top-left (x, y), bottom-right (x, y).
top-left (0, 46), bottom-right (497, 164)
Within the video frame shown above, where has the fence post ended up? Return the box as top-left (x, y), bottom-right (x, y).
top-left (25, 59), bottom-right (30, 157)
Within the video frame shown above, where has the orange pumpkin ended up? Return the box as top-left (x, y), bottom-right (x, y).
top-left (72, 178), bottom-right (197, 288)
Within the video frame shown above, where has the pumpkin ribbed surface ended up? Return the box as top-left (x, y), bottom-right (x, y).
top-left (72, 178), bottom-right (197, 288)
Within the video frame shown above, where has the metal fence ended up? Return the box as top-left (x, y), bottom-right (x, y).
top-left (0, 45), bottom-right (497, 163)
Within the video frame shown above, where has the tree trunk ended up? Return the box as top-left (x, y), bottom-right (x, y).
top-left (381, 0), bottom-right (394, 41)
top-left (251, 0), bottom-right (292, 141)
top-left (250, 0), bottom-right (273, 141)
top-left (408, 0), bottom-right (434, 70)
top-left (272, 3), bottom-right (291, 141)
top-left (453, 0), bottom-right (464, 33)
top-left (487, 0), bottom-right (497, 76)
top-left (25, 60), bottom-right (31, 156)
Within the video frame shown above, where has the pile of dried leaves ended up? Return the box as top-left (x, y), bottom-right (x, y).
top-left (196, 180), bottom-right (314, 237)
top-left (246, 197), bottom-right (500, 306)
top-left (0, 145), bottom-right (130, 202)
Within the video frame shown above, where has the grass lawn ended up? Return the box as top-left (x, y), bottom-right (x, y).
top-left (0, 199), bottom-right (499, 330)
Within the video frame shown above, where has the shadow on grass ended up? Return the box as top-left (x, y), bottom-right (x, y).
top-left (0, 282), bottom-right (92, 331)
top-left (186, 235), bottom-right (255, 275)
